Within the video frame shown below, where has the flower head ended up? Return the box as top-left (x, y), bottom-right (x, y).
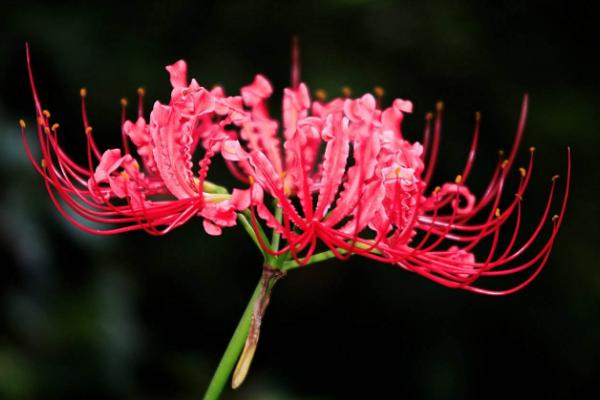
top-left (22, 43), bottom-right (570, 295)
top-left (213, 45), bottom-right (571, 295)
top-left (22, 44), bottom-right (248, 236)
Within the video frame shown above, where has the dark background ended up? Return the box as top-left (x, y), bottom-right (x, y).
top-left (1, 1), bottom-right (598, 399)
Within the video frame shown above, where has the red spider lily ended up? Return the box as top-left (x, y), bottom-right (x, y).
top-left (220, 45), bottom-right (571, 295)
top-left (21, 43), bottom-right (570, 296)
top-left (21, 44), bottom-right (252, 236)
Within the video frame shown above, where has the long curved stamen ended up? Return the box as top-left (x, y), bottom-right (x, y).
top-left (421, 112), bottom-right (433, 161)
top-left (291, 36), bottom-right (300, 90)
top-left (120, 97), bottom-right (131, 154)
top-left (460, 111), bottom-right (480, 183)
top-left (423, 101), bottom-right (443, 188)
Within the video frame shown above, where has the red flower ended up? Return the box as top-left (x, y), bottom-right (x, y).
top-left (22, 45), bottom-right (247, 236)
top-left (22, 44), bottom-right (570, 295)
top-left (220, 59), bottom-right (570, 295)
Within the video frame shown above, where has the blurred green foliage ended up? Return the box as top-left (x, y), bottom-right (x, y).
top-left (1, 0), bottom-right (598, 398)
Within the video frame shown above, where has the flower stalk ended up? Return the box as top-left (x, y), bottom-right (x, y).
top-left (202, 277), bottom-right (262, 400)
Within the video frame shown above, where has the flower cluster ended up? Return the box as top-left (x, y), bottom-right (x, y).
top-left (22, 45), bottom-right (570, 295)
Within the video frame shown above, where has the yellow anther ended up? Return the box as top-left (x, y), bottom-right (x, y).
top-left (314, 89), bottom-right (327, 102)
top-left (501, 160), bottom-right (509, 168)
top-left (80, 87), bottom-right (87, 98)
top-left (454, 175), bottom-right (463, 184)
top-left (43, 110), bottom-right (51, 118)
top-left (279, 171), bottom-right (287, 180)
top-left (475, 111), bottom-right (481, 121)
top-left (373, 86), bottom-right (385, 98)
top-left (120, 171), bottom-right (129, 181)
top-left (137, 87), bottom-right (145, 97)
top-left (51, 123), bottom-right (60, 131)
top-left (515, 193), bottom-right (523, 201)
top-left (44, 126), bottom-right (51, 135)
top-left (425, 112), bottom-right (433, 121)
top-left (433, 186), bottom-right (441, 194)
top-left (552, 174), bottom-right (560, 182)
top-left (519, 167), bottom-right (527, 177)
top-left (37, 117), bottom-right (44, 126)
top-left (41, 159), bottom-right (47, 168)
top-left (19, 119), bottom-right (26, 129)
top-left (248, 175), bottom-right (255, 186)
top-left (436, 101), bottom-right (444, 112)
top-left (132, 161), bottom-right (140, 170)
top-left (552, 214), bottom-right (559, 222)
top-left (495, 208), bottom-right (501, 218)
top-left (85, 126), bottom-right (93, 135)
top-left (284, 184), bottom-right (292, 197)
top-left (395, 167), bottom-right (402, 177)
top-left (120, 98), bottom-right (128, 107)
top-left (529, 146), bottom-right (536, 153)
top-left (341, 86), bottom-right (352, 97)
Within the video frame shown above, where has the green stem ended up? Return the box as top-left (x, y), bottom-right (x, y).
top-left (270, 203), bottom-right (282, 251)
top-left (237, 213), bottom-right (264, 256)
top-left (281, 241), bottom-right (384, 271)
top-left (281, 249), bottom-right (343, 270)
top-left (203, 277), bottom-right (264, 400)
top-left (242, 210), bottom-right (271, 250)
top-left (241, 210), bottom-right (276, 264)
